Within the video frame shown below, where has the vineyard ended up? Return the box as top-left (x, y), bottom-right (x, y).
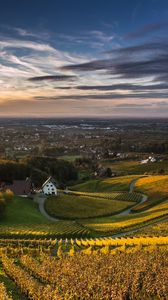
top-left (132, 220), bottom-right (168, 237)
top-left (44, 191), bottom-right (140, 219)
top-left (0, 222), bottom-right (92, 239)
top-left (72, 175), bottom-right (141, 192)
top-left (0, 174), bottom-right (168, 299)
top-left (133, 175), bottom-right (168, 212)
top-left (0, 236), bottom-right (167, 299)
top-left (103, 159), bottom-right (168, 175)
top-left (81, 200), bottom-right (168, 233)
top-left (67, 190), bottom-right (142, 202)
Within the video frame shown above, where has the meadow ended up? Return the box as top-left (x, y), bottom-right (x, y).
top-left (0, 196), bottom-right (48, 225)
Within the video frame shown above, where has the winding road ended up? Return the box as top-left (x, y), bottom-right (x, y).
top-left (34, 193), bottom-right (59, 222)
top-left (35, 177), bottom-right (147, 222)
top-left (116, 177), bottom-right (148, 216)
top-left (35, 176), bottom-right (167, 238)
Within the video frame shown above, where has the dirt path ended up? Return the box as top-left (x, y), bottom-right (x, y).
top-left (34, 194), bottom-right (59, 222)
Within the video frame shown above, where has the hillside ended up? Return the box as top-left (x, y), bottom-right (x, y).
top-left (102, 159), bottom-right (168, 175)
top-left (0, 174), bottom-right (167, 300)
top-left (72, 175), bottom-right (141, 192)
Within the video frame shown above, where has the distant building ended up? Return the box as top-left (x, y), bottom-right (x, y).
top-left (42, 177), bottom-right (57, 196)
top-left (140, 156), bottom-right (157, 164)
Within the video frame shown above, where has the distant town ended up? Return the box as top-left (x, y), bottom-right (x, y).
top-left (0, 118), bottom-right (168, 162)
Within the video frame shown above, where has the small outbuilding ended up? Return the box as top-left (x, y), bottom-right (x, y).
top-left (42, 177), bottom-right (57, 196)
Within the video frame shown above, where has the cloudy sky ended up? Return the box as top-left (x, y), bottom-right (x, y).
top-left (0, 0), bottom-right (168, 117)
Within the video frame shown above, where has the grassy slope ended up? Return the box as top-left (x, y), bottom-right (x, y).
top-left (80, 200), bottom-right (168, 234)
top-left (72, 175), bottom-right (140, 192)
top-left (0, 196), bottom-right (49, 225)
top-left (133, 175), bottom-right (168, 212)
top-left (0, 196), bottom-right (90, 238)
top-left (44, 193), bottom-right (135, 219)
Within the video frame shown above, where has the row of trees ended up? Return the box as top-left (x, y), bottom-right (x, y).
top-left (0, 157), bottom-right (78, 187)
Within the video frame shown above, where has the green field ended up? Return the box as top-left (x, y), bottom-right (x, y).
top-left (0, 196), bottom-right (48, 225)
top-left (44, 192), bottom-right (136, 219)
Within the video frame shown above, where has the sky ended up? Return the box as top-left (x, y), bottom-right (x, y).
top-left (0, 0), bottom-right (168, 117)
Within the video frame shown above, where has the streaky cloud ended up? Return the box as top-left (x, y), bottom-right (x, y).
top-left (76, 83), bottom-right (168, 91)
top-left (28, 75), bottom-right (77, 82)
top-left (125, 21), bottom-right (168, 40)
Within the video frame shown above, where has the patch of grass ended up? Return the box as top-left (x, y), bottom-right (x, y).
top-left (72, 175), bottom-right (140, 192)
top-left (0, 196), bottom-right (49, 225)
top-left (44, 193), bottom-right (136, 219)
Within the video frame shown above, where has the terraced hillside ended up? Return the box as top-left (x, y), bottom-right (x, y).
top-left (0, 173), bottom-right (167, 299)
top-left (80, 200), bottom-right (168, 234)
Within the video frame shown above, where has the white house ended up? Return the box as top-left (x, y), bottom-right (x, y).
top-left (42, 177), bottom-right (57, 195)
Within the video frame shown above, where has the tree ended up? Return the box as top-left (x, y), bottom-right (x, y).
top-left (106, 168), bottom-right (112, 177)
top-left (3, 189), bottom-right (13, 203)
top-left (0, 198), bottom-right (6, 216)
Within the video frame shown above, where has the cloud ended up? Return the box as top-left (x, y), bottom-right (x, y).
top-left (76, 83), bottom-right (168, 91)
top-left (105, 41), bottom-right (168, 56)
top-left (28, 75), bottom-right (77, 82)
top-left (125, 22), bottom-right (168, 39)
top-left (57, 29), bottom-right (117, 50)
top-left (0, 25), bottom-right (168, 117)
top-left (62, 41), bottom-right (168, 84)
top-left (34, 92), bottom-right (168, 101)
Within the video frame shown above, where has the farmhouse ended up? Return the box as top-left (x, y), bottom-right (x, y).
top-left (42, 177), bottom-right (57, 195)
